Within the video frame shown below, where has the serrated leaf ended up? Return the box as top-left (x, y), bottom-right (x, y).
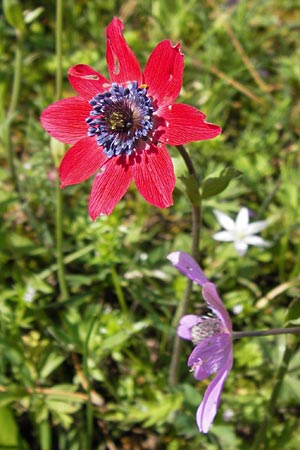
top-left (46, 399), bottom-right (81, 414)
top-left (0, 390), bottom-right (28, 408)
top-left (201, 167), bottom-right (242, 199)
top-left (40, 353), bottom-right (65, 380)
top-left (105, 392), bottom-right (183, 427)
top-left (143, 393), bottom-right (183, 427)
top-left (100, 320), bottom-right (149, 353)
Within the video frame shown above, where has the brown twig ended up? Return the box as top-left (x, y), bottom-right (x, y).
top-left (224, 24), bottom-right (272, 94)
top-left (72, 353), bottom-right (104, 406)
top-left (210, 65), bottom-right (265, 105)
top-left (207, 0), bottom-right (274, 94)
top-left (255, 277), bottom-right (300, 309)
top-left (0, 384), bottom-right (98, 404)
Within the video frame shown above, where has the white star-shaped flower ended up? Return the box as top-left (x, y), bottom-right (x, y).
top-left (213, 207), bottom-right (271, 256)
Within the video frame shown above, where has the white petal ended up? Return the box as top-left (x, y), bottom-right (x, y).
top-left (213, 231), bottom-right (235, 242)
top-left (235, 207), bottom-right (249, 231)
top-left (213, 210), bottom-right (235, 231)
top-left (246, 220), bottom-right (268, 235)
top-left (244, 236), bottom-right (271, 247)
top-left (234, 240), bottom-right (248, 256)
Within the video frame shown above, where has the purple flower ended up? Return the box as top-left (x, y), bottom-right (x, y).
top-left (167, 251), bottom-right (233, 433)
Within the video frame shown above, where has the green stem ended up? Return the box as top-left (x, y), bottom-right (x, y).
top-left (83, 314), bottom-right (98, 450)
top-left (55, 178), bottom-right (68, 299)
top-left (56, 0), bottom-right (63, 100)
top-left (251, 342), bottom-right (297, 449)
top-left (111, 266), bottom-right (128, 314)
top-left (39, 419), bottom-right (51, 450)
top-left (8, 33), bottom-right (23, 118)
top-left (55, 0), bottom-right (68, 300)
top-left (38, 244), bottom-right (95, 281)
top-left (3, 29), bottom-right (52, 244)
top-left (168, 145), bottom-right (201, 386)
top-left (5, 32), bottom-right (23, 190)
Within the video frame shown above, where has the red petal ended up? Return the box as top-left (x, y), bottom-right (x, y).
top-left (132, 144), bottom-right (175, 208)
top-left (106, 17), bottom-right (142, 84)
top-left (59, 137), bottom-right (107, 187)
top-left (68, 65), bottom-right (110, 100)
top-left (88, 156), bottom-right (133, 218)
top-left (41, 97), bottom-right (90, 144)
top-left (143, 41), bottom-right (184, 106)
top-left (159, 103), bottom-right (222, 145)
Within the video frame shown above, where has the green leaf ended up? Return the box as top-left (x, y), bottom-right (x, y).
top-left (201, 167), bottom-right (242, 199)
top-left (101, 320), bottom-right (149, 353)
top-left (105, 392), bottom-right (183, 427)
top-left (0, 388), bottom-right (29, 408)
top-left (280, 374), bottom-right (300, 402)
top-left (3, 0), bottom-right (25, 32)
top-left (285, 298), bottom-right (300, 326)
top-left (46, 398), bottom-right (81, 429)
top-left (40, 353), bottom-right (65, 380)
top-left (0, 406), bottom-right (19, 447)
top-left (39, 420), bottom-right (51, 450)
top-left (179, 174), bottom-right (201, 206)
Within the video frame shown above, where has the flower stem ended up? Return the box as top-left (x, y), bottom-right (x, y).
top-left (4, 32), bottom-right (26, 196)
top-left (169, 145), bottom-right (201, 386)
top-left (5, 32), bottom-right (23, 190)
top-left (233, 327), bottom-right (300, 339)
top-left (111, 267), bottom-right (128, 314)
top-left (3, 27), bottom-right (53, 246)
top-left (56, 0), bottom-right (63, 100)
top-left (55, 178), bottom-right (68, 300)
top-left (176, 144), bottom-right (197, 178)
top-left (175, 145), bottom-right (201, 262)
top-left (55, 0), bottom-right (68, 300)
top-left (83, 313), bottom-right (98, 450)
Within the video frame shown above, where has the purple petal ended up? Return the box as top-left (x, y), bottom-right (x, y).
top-left (177, 315), bottom-right (200, 340)
top-left (167, 252), bottom-right (209, 286)
top-left (193, 363), bottom-right (212, 380)
top-left (188, 334), bottom-right (232, 379)
top-left (196, 351), bottom-right (233, 433)
top-left (202, 283), bottom-right (232, 333)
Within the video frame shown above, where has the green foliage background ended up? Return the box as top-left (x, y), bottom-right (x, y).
top-left (1, 0), bottom-right (300, 449)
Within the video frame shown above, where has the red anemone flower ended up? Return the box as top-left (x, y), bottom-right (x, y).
top-left (41, 18), bottom-right (221, 219)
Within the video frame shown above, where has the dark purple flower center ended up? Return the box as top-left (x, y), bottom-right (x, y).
top-left (191, 318), bottom-right (223, 345)
top-left (86, 81), bottom-right (154, 158)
